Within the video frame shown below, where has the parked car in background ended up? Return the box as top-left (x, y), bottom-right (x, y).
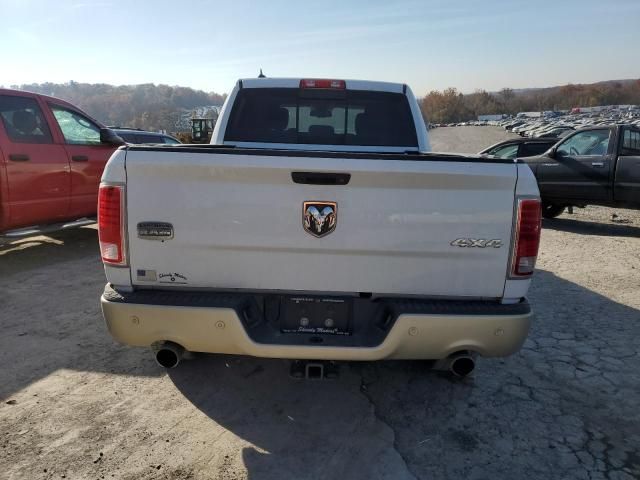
top-left (110, 127), bottom-right (181, 145)
top-left (534, 127), bottom-right (574, 138)
top-left (503, 120), bottom-right (526, 131)
top-left (522, 125), bottom-right (640, 218)
top-left (480, 138), bottom-right (559, 159)
top-left (0, 88), bottom-right (124, 236)
top-left (514, 122), bottom-right (544, 136)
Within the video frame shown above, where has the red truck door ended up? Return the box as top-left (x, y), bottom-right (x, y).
top-left (0, 93), bottom-right (70, 230)
top-left (46, 103), bottom-right (115, 218)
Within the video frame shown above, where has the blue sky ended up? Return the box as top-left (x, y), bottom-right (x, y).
top-left (1, 0), bottom-right (639, 96)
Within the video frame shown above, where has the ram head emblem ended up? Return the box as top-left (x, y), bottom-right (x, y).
top-left (303, 202), bottom-right (337, 238)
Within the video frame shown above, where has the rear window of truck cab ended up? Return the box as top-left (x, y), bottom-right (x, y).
top-left (622, 128), bottom-right (640, 155)
top-left (224, 88), bottom-right (418, 147)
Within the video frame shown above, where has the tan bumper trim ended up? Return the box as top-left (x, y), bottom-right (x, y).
top-left (101, 293), bottom-right (531, 360)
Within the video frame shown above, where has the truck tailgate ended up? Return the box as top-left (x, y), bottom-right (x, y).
top-left (125, 150), bottom-right (516, 298)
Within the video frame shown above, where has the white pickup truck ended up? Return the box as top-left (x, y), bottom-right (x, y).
top-left (99, 78), bottom-right (541, 377)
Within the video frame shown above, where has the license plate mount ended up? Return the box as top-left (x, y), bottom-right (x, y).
top-left (281, 296), bottom-right (351, 335)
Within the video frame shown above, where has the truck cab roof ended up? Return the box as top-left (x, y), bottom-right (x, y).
top-left (238, 77), bottom-right (408, 94)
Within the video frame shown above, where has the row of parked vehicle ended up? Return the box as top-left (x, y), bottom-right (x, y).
top-left (431, 121), bottom-right (491, 128)
top-left (435, 107), bottom-right (640, 135)
top-left (499, 109), bottom-right (640, 140)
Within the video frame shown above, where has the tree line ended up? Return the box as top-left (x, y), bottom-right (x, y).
top-left (11, 81), bottom-right (226, 132)
top-left (10, 78), bottom-right (640, 131)
top-left (420, 79), bottom-right (640, 124)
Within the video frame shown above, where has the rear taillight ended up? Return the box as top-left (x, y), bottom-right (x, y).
top-left (299, 79), bottom-right (346, 89)
top-left (511, 198), bottom-right (541, 277)
top-left (98, 184), bottom-right (126, 266)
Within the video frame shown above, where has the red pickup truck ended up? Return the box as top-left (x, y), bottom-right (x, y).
top-left (0, 88), bottom-right (123, 237)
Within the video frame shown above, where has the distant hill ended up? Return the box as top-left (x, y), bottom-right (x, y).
top-left (422, 78), bottom-right (640, 124)
top-left (509, 79), bottom-right (638, 95)
top-left (9, 81), bottom-right (226, 133)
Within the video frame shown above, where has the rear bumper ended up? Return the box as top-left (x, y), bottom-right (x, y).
top-left (101, 285), bottom-right (532, 360)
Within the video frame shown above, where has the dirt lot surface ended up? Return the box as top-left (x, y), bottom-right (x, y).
top-left (429, 124), bottom-right (518, 153)
top-left (1, 127), bottom-right (639, 480)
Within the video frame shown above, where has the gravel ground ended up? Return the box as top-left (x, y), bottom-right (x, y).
top-left (429, 125), bottom-right (518, 153)
top-left (1, 127), bottom-right (639, 480)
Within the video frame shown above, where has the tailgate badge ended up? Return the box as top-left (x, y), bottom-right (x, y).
top-left (137, 222), bottom-right (174, 240)
top-left (450, 238), bottom-right (503, 248)
top-left (303, 202), bottom-right (337, 238)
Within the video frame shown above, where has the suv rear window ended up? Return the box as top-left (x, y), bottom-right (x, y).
top-left (117, 132), bottom-right (136, 143)
top-left (224, 88), bottom-right (418, 148)
top-left (136, 134), bottom-right (163, 144)
top-left (520, 141), bottom-right (554, 156)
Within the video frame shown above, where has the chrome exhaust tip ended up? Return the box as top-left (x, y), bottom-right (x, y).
top-left (449, 355), bottom-right (476, 377)
top-left (154, 342), bottom-right (184, 369)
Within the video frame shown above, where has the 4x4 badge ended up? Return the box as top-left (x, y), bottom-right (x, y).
top-left (303, 201), bottom-right (337, 238)
top-left (450, 238), bottom-right (503, 248)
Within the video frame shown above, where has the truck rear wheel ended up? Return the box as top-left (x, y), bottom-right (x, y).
top-left (541, 202), bottom-right (565, 219)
